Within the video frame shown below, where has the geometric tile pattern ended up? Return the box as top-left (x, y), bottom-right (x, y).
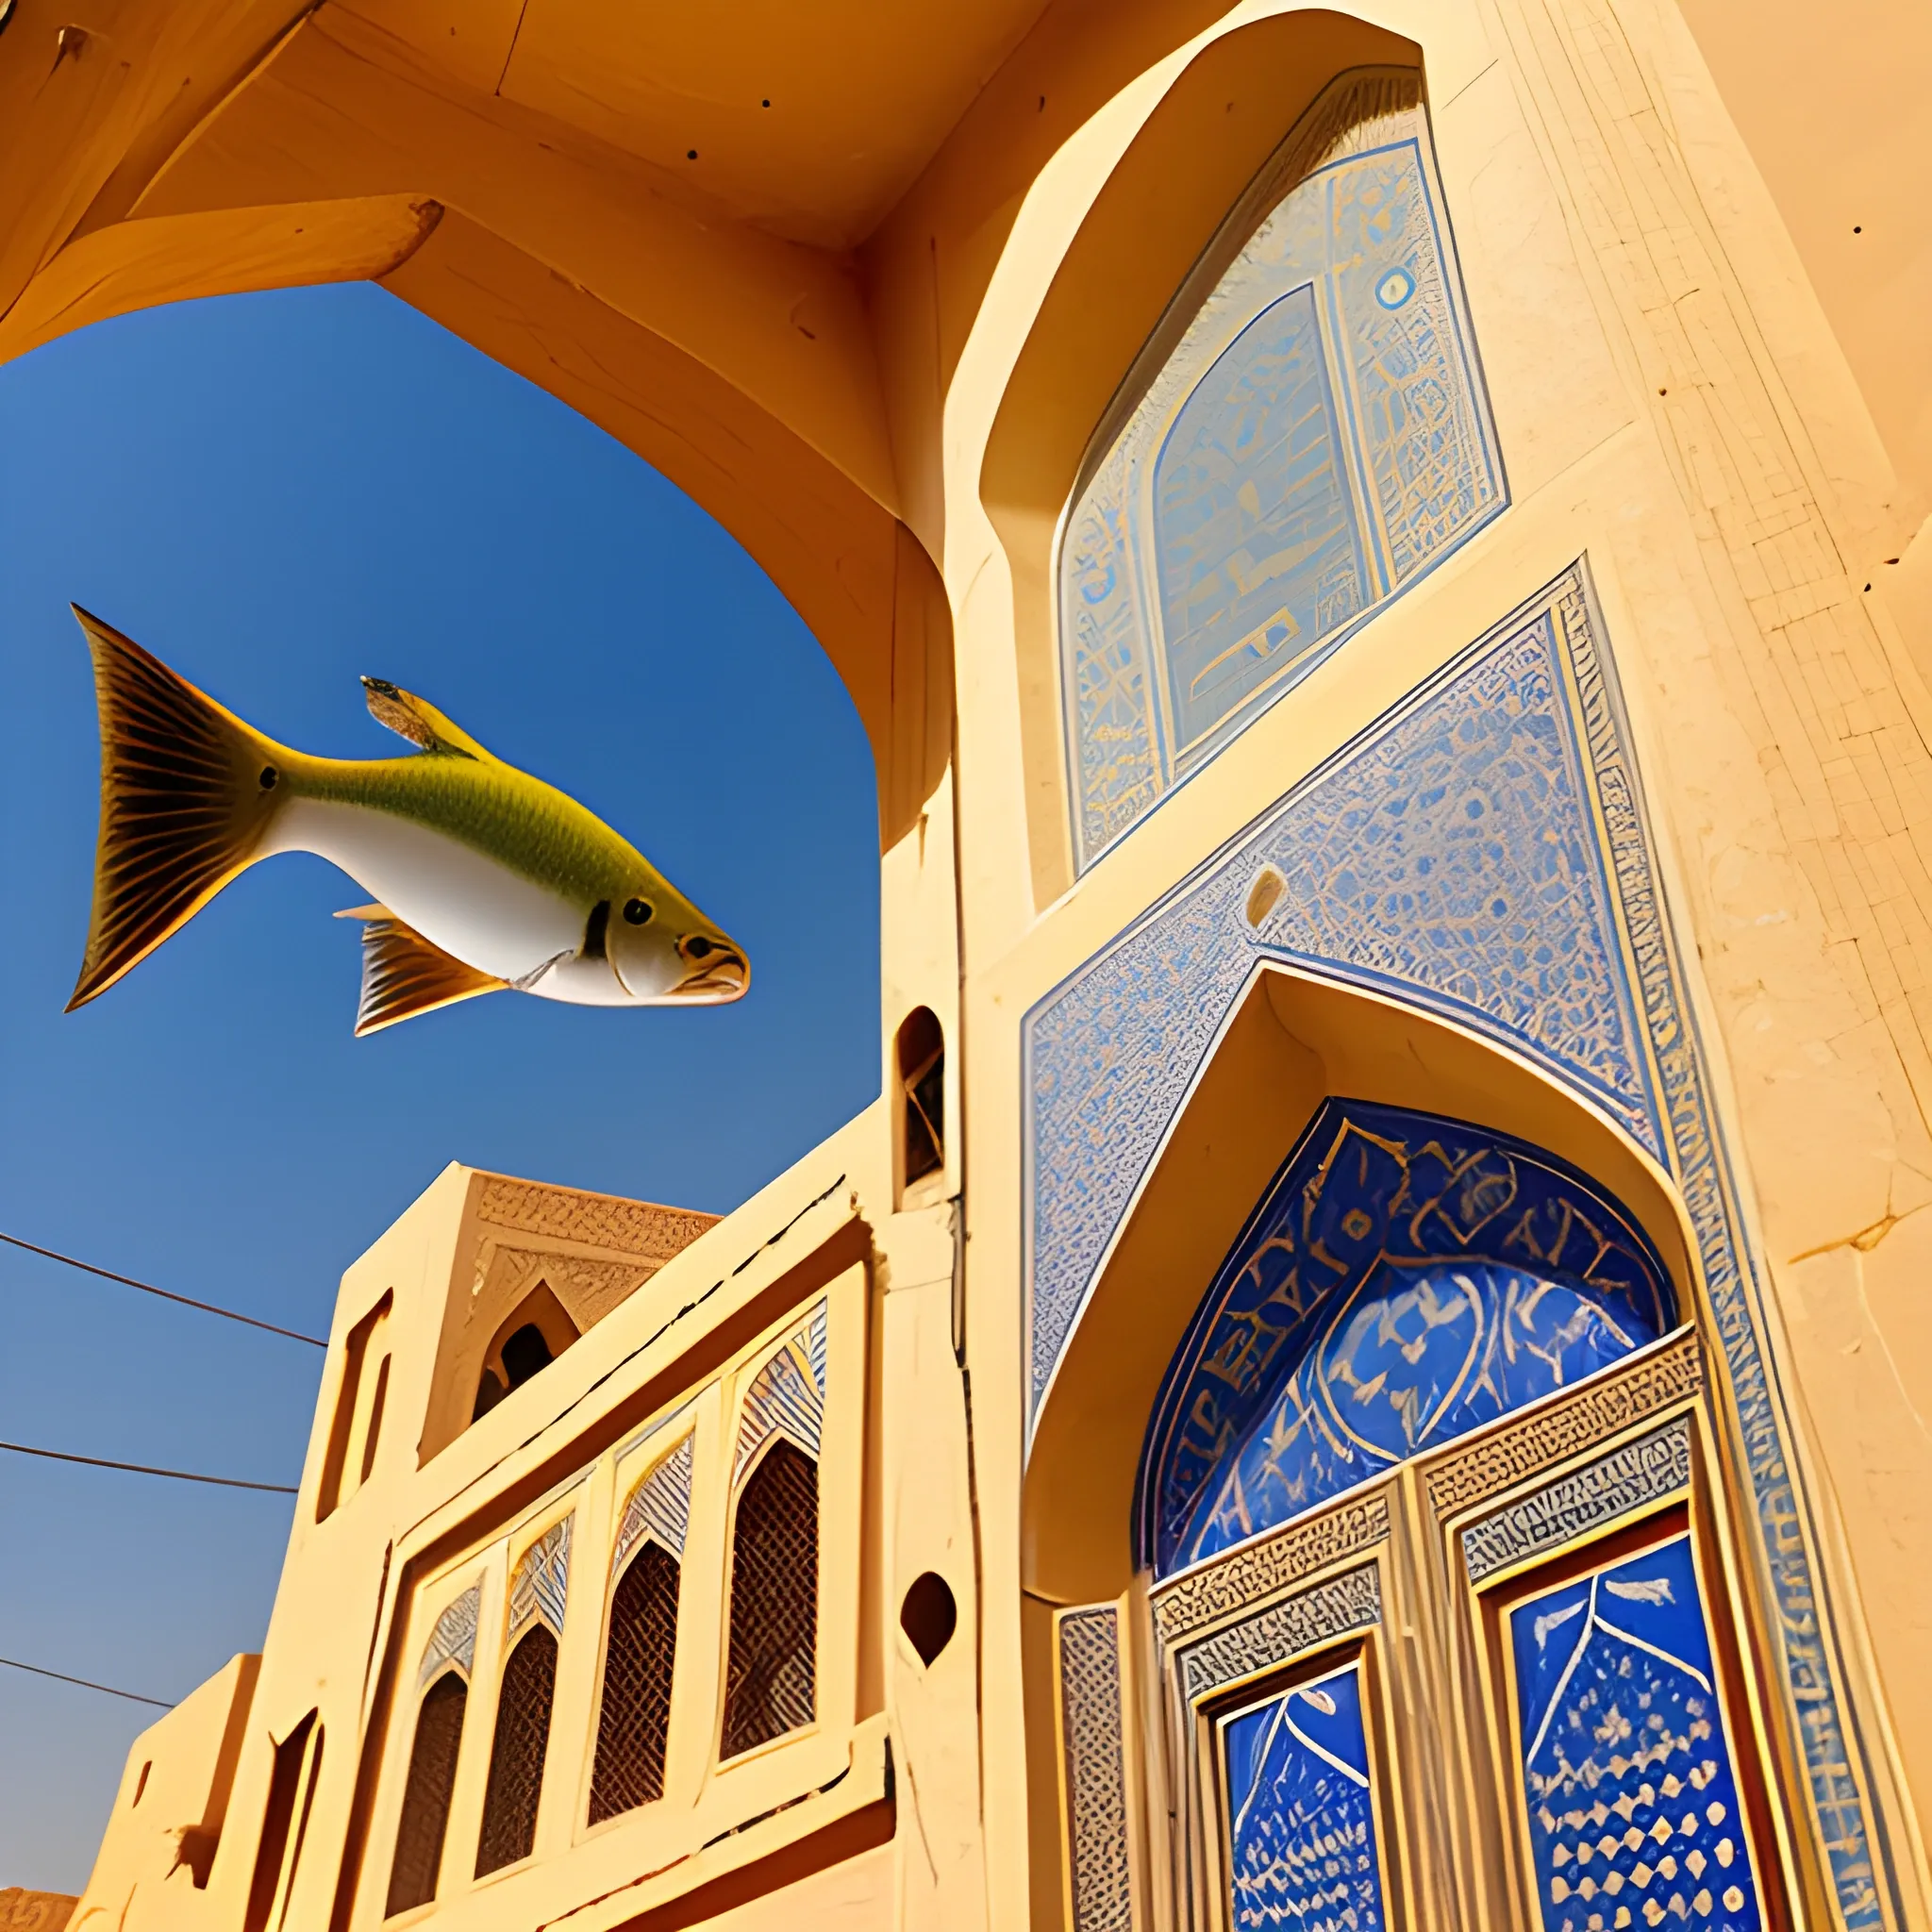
top-left (1222, 1659), bottom-right (1387, 1932)
top-left (1507, 1532), bottom-right (1764, 1932)
top-left (1058, 1605), bottom-right (1133, 1932)
top-left (734, 1300), bottom-right (828, 1481)
top-left (417, 1585), bottom-right (480, 1690)
top-left (508, 1518), bottom-right (571, 1643)
top-left (1060, 73), bottom-right (1504, 870)
top-left (613, 1434), bottom-right (694, 1574)
top-left (1024, 562), bottom-right (1882, 1920)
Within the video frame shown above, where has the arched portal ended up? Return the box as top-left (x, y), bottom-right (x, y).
top-left (1139, 1097), bottom-right (1676, 1578)
top-left (1022, 964), bottom-right (1793, 1932)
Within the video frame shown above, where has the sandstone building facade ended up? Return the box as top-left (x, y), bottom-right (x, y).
top-left (10, 0), bottom-right (1932, 1927)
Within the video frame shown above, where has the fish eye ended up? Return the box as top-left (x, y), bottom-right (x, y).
top-left (623, 898), bottom-right (653, 925)
top-left (258, 765), bottom-right (278, 790)
top-left (685, 937), bottom-right (714, 959)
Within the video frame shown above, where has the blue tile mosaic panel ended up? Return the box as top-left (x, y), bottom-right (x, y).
top-left (1141, 1100), bottom-right (1674, 1575)
top-left (1222, 1660), bottom-right (1387, 1932)
top-left (1024, 564), bottom-right (1887, 1924)
top-left (1060, 81), bottom-right (1503, 870)
top-left (1508, 1533), bottom-right (1764, 1932)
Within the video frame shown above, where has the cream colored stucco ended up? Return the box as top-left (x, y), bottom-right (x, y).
top-left (19, 0), bottom-right (1931, 1925)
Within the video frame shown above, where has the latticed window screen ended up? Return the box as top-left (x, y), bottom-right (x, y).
top-left (589, 1543), bottom-right (681, 1821)
top-left (385, 1673), bottom-right (468, 1916)
top-left (474, 1627), bottom-right (558, 1875)
top-left (721, 1440), bottom-right (819, 1757)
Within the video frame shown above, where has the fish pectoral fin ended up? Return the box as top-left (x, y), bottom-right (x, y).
top-left (333, 903), bottom-right (392, 922)
top-left (509, 947), bottom-right (574, 992)
top-left (352, 913), bottom-right (507, 1037)
top-left (360, 678), bottom-right (495, 761)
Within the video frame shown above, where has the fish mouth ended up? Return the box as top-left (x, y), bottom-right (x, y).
top-left (670, 941), bottom-right (748, 1003)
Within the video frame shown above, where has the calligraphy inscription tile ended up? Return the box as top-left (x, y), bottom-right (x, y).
top-left (1154, 1493), bottom-right (1391, 1644)
top-left (1461, 1418), bottom-right (1694, 1584)
top-left (1180, 1563), bottom-right (1382, 1703)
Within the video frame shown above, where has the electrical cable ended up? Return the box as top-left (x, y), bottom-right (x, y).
top-left (0, 1228), bottom-right (325, 1346)
top-left (0, 1655), bottom-right (174, 1707)
top-left (0, 1439), bottom-right (297, 1493)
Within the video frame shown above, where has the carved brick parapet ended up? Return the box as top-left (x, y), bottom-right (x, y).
top-left (475, 1174), bottom-right (718, 1260)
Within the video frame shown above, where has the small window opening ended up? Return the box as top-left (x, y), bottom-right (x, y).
top-left (318, 1294), bottom-right (392, 1521)
top-left (245, 1713), bottom-right (319, 1932)
top-left (899, 1572), bottom-right (958, 1668)
top-left (895, 1007), bottom-right (945, 1199)
top-left (385, 1674), bottom-right (468, 1916)
top-left (590, 1542), bottom-right (680, 1822)
top-left (132, 1760), bottom-right (152, 1807)
top-left (472, 1287), bottom-right (579, 1422)
top-left (721, 1440), bottom-right (819, 1757)
top-left (475, 1628), bottom-right (558, 1874)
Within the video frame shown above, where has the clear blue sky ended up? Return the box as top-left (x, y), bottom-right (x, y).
top-left (0, 284), bottom-right (880, 1893)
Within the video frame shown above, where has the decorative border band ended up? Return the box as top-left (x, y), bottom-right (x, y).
top-left (1461, 1418), bottom-right (1693, 1583)
top-left (1154, 1493), bottom-right (1391, 1644)
top-left (1178, 1562), bottom-right (1382, 1703)
top-left (1058, 1606), bottom-right (1134, 1932)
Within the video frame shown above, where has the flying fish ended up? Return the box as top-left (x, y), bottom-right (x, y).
top-left (65, 608), bottom-right (748, 1034)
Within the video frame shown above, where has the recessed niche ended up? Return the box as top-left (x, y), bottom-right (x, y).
top-left (899, 1571), bottom-right (958, 1667)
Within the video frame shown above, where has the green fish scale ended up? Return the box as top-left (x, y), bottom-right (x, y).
top-left (292, 753), bottom-right (655, 909)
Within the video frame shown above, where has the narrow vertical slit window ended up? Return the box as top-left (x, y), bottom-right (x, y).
top-left (895, 1007), bottom-right (944, 1198)
top-left (244, 1712), bottom-right (317, 1932)
top-left (317, 1293), bottom-right (391, 1521)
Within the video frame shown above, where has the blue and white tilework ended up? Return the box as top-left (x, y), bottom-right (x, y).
top-left (1061, 82), bottom-right (1504, 870)
top-left (1141, 1100), bottom-right (1674, 1574)
top-left (1023, 563), bottom-right (1884, 1926)
top-left (1222, 1660), bottom-right (1387, 1932)
top-left (1508, 1533), bottom-right (1764, 1932)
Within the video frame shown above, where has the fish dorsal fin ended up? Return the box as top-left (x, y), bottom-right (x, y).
top-left (335, 906), bottom-right (507, 1035)
top-left (360, 678), bottom-right (495, 761)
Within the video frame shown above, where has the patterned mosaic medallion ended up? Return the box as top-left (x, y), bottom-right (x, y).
top-left (1508, 1533), bottom-right (1763, 1932)
top-left (1220, 1659), bottom-right (1387, 1932)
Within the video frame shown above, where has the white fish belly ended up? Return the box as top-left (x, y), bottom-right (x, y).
top-left (269, 796), bottom-right (585, 984)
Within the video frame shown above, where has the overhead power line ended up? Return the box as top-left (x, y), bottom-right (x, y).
top-left (0, 1439), bottom-right (297, 1494)
top-left (0, 1654), bottom-right (174, 1708)
top-left (0, 1228), bottom-right (326, 1346)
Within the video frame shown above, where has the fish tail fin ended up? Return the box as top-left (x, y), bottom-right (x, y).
top-left (67, 607), bottom-right (289, 1010)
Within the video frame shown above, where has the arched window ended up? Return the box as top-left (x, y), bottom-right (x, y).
top-left (385, 1590), bottom-right (478, 1917)
top-left (475, 1521), bottom-right (570, 1874)
top-left (721, 1307), bottom-right (826, 1757)
top-left (591, 1436), bottom-right (691, 1822)
top-left (894, 1007), bottom-right (945, 1202)
top-left (1058, 70), bottom-right (1503, 870)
